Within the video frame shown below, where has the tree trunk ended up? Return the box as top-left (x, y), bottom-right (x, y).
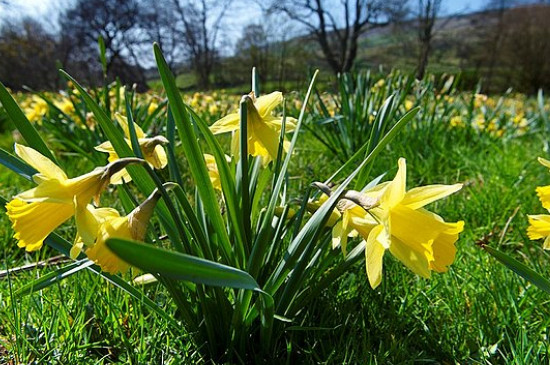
top-left (416, 40), bottom-right (430, 79)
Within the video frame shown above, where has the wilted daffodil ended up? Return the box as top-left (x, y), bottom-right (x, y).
top-left (209, 92), bottom-right (296, 164)
top-left (6, 144), bottom-right (143, 252)
top-left (95, 114), bottom-right (168, 184)
top-left (71, 186), bottom-right (165, 273)
top-left (312, 158), bottom-right (464, 289)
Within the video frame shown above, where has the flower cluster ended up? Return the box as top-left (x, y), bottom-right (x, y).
top-left (6, 115), bottom-right (169, 273)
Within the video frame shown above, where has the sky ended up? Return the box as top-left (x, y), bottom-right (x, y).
top-left (0, 0), bottom-right (488, 58)
top-left (2, 0), bottom-right (488, 23)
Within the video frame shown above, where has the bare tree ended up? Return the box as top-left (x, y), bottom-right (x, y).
top-left (172, 0), bottom-right (232, 88)
top-left (60, 0), bottom-right (146, 86)
top-left (270, 0), bottom-right (405, 74)
top-left (139, 0), bottom-right (184, 73)
top-left (0, 18), bottom-right (60, 90)
top-left (415, 0), bottom-right (442, 79)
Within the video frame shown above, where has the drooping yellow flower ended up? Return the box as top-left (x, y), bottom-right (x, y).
top-left (71, 186), bottom-right (165, 273)
top-left (95, 114), bottom-right (168, 184)
top-left (320, 159), bottom-right (463, 289)
top-left (204, 153), bottom-right (231, 191)
top-left (209, 92), bottom-right (296, 165)
top-left (5, 144), bottom-right (141, 251)
top-left (361, 158), bottom-right (463, 288)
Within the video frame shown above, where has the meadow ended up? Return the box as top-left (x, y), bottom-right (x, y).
top-left (1, 60), bottom-right (550, 364)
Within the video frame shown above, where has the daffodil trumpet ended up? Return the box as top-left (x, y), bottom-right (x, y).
top-left (5, 143), bottom-right (145, 252)
top-left (71, 182), bottom-right (176, 273)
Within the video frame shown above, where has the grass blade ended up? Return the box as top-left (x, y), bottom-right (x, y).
top-left (483, 245), bottom-right (550, 294)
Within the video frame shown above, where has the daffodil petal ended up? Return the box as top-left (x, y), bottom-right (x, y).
top-left (536, 185), bottom-right (550, 210)
top-left (381, 158), bottom-right (406, 209)
top-left (401, 183), bottom-right (463, 210)
top-left (231, 130), bottom-right (240, 158)
top-left (115, 113), bottom-right (145, 139)
top-left (94, 141), bottom-right (115, 153)
top-left (148, 144), bottom-right (168, 169)
top-left (15, 143), bottom-right (67, 181)
top-left (74, 202), bottom-right (100, 246)
top-left (538, 157), bottom-right (550, 169)
top-left (528, 215), bottom-right (550, 244)
top-left (210, 113), bottom-right (240, 134)
top-left (265, 116), bottom-right (297, 133)
top-left (365, 226), bottom-right (386, 289)
top-left (332, 220), bottom-right (344, 250)
top-left (255, 91), bottom-right (282, 117)
top-left (70, 238), bottom-right (84, 259)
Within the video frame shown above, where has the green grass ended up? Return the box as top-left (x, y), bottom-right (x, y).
top-left (1, 90), bottom-right (550, 363)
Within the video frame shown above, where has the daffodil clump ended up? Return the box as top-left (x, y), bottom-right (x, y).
top-left (1, 57), bottom-right (473, 362)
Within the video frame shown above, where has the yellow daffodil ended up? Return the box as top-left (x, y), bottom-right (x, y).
top-left (527, 157), bottom-right (550, 249)
top-left (95, 114), bottom-right (168, 184)
top-left (54, 98), bottom-right (75, 115)
top-left (360, 158), bottom-right (463, 288)
top-left (24, 95), bottom-right (48, 124)
top-left (147, 101), bottom-right (159, 115)
top-left (209, 92), bottom-right (296, 165)
top-left (5, 144), bottom-right (142, 251)
top-left (204, 153), bottom-right (231, 191)
top-left (314, 159), bottom-right (463, 289)
top-left (71, 185), bottom-right (166, 273)
top-left (535, 157), bottom-right (550, 210)
top-left (527, 215), bottom-right (550, 249)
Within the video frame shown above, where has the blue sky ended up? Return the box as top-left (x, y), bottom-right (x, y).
top-left (4, 0), bottom-right (487, 21)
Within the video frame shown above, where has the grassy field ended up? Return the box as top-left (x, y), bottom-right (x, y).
top-left (1, 70), bottom-right (550, 363)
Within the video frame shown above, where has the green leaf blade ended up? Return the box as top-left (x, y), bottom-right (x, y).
top-left (107, 238), bottom-right (259, 290)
